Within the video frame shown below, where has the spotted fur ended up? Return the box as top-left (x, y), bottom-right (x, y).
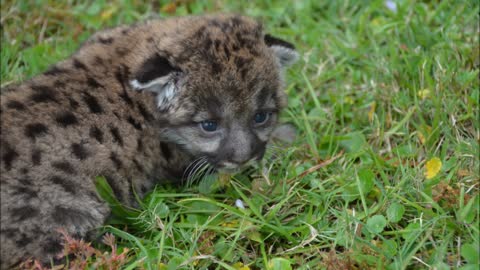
top-left (0, 14), bottom-right (298, 268)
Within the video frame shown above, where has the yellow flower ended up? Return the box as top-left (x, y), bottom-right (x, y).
top-left (418, 89), bottom-right (430, 100)
top-left (221, 220), bottom-right (239, 228)
top-left (344, 96), bottom-right (354, 104)
top-left (100, 6), bottom-right (117, 21)
top-left (233, 262), bottom-right (251, 270)
top-left (425, 157), bottom-right (442, 179)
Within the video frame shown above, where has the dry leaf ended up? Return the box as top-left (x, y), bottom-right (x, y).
top-left (417, 131), bottom-right (426, 144)
top-left (161, 2), bottom-right (177, 14)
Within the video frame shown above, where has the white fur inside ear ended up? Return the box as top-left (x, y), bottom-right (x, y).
top-left (156, 82), bottom-right (176, 109)
top-left (271, 45), bottom-right (299, 67)
top-left (129, 75), bottom-right (173, 93)
top-left (129, 75), bottom-right (177, 109)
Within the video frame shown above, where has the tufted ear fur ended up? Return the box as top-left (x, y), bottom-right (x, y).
top-left (130, 54), bottom-right (181, 110)
top-left (264, 34), bottom-right (299, 67)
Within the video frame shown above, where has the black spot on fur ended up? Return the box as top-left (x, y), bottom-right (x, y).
top-left (73, 58), bottom-right (88, 70)
top-left (223, 44), bottom-right (231, 60)
top-left (94, 56), bottom-right (104, 65)
top-left (98, 36), bottom-right (114, 44)
top-left (115, 47), bottom-right (129, 56)
top-left (30, 85), bottom-right (58, 103)
top-left (44, 66), bottom-right (68, 76)
top-left (255, 87), bottom-right (273, 108)
top-left (18, 177), bottom-right (32, 186)
top-left (51, 176), bottom-right (76, 194)
top-left (68, 97), bottom-right (80, 109)
top-left (110, 152), bottom-right (123, 169)
top-left (52, 161), bottom-right (75, 174)
top-left (2, 144), bottom-right (18, 170)
top-left (71, 143), bottom-right (89, 160)
top-left (211, 61), bottom-right (222, 75)
top-left (55, 111), bottom-right (78, 127)
top-left (115, 66), bottom-right (134, 107)
top-left (31, 148), bottom-right (42, 165)
top-left (234, 56), bottom-right (252, 71)
top-left (109, 126), bottom-right (123, 146)
top-left (136, 137), bottom-right (144, 152)
top-left (231, 16), bottom-right (243, 27)
top-left (11, 205), bottom-right (39, 222)
top-left (264, 34), bottom-right (295, 50)
top-left (82, 92), bottom-right (103, 114)
top-left (16, 233), bottom-right (32, 246)
top-left (25, 123), bottom-right (48, 140)
top-left (12, 185), bottom-right (38, 198)
top-left (160, 142), bottom-right (172, 161)
top-left (86, 76), bottom-right (103, 88)
top-left (133, 159), bottom-right (144, 173)
top-left (136, 102), bottom-right (154, 122)
top-left (209, 18), bottom-right (234, 33)
top-left (134, 53), bottom-right (180, 84)
top-left (127, 116), bottom-right (142, 130)
top-left (214, 39), bottom-right (221, 51)
top-left (52, 205), bottom-right (92, 227)
top-left (203, 33), bottom-right (213, 48)
top-left (54, 80), bottom-right (66, 88)
top-left (89, 126), bottom-right (104, 143)
top-left (6, 100), bottom-right (26, 110)
top-left (42, 237), bottom-right (63, 254)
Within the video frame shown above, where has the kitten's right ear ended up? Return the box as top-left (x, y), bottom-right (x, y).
top-left (264, 34), bottom-right (299, 67)
top-left (130, 54), bottom-right (182, 110)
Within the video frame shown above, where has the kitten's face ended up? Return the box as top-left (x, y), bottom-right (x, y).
top-left (162, 73), bottom-right (284, 172)
top-left (130, 16), bottom-right (298, 172)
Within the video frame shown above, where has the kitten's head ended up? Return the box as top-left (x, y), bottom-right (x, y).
top-left (130, 15), bottom-right (298, 172)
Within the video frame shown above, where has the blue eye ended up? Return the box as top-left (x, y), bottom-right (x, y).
top-left (254, 112), bottom-right (270, 124)
top-left (200, 120), bottom-right (218, 132)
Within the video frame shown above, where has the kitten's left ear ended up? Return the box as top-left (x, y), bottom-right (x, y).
top-left (130, 53), bottom-right (182, 110)
top-left (264, 34), bottom-right (299, 67)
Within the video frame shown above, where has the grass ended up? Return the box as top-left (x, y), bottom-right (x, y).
top-left (1, 0), bottom-right (479, 269)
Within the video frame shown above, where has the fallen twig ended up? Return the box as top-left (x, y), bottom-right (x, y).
top-left (287, 150), bottom-right (344, 184)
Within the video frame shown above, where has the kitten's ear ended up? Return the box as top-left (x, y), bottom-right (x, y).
top-left (130, 54), bottom-right (181, 110)
top-left (264, 34), bottom-right (299, 67)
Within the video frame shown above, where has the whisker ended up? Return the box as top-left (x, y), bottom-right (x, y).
top-left (187, 158), bottom-right (208, 186)
top-left (182, 156), bottom-right (205, 182)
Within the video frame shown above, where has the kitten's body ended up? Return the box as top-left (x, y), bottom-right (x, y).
top-left (0, 14), bottom-right (297, 268)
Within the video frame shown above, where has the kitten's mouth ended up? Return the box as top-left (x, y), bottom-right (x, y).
top-left (216, 159), bottom-right (257, 174)
top-left (217, 161), bottom-right (242, 173)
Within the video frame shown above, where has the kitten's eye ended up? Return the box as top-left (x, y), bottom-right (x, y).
top-left (200, 120), bottom-right (218, 132)
top-left (254, 112), bottom-right (271, 125)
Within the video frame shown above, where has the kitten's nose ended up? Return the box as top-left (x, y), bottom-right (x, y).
top-left (229, 157), bottom-right (252, 166)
